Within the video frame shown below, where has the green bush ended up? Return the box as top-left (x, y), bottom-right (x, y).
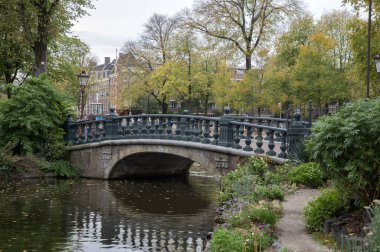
top-left (211, 228), bottom-right (244, 252)
top-left (211, 228), bottom-right (273, 252)
top-left (266, 163), bottom-right (293, 185)
top-left (0, 75), bottom-right (71, 159)
top-left (255, 185), bottom-right (285, 201)
top-left (37, 159), bottom-right (79, 178)
top-left (244, 156), bottom-right (269, 179)
top-left (242, 231), bottom-right (273, 252)
top-left (0, 142), bottom-right (17, 174)
top-left (228, 205), bottom-right (279, 228)
top-left (288, 162), bottom-right (324, 188)
top-left (219, 157), bottom-right (267, 203)
top-left (303, 188), bottom-right (346, 232)
top-left (219, 157), bottom-right (289, 203)
top-left (306, 98), bottom-right (380, 204)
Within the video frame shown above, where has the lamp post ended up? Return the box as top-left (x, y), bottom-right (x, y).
top-left (366, 0), bottom-right (373, 98)
top-left (78, 70), bottom-right (90, 120)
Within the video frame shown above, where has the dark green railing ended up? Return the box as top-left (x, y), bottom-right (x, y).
top-left (65, 108), bottom-right (310, 159)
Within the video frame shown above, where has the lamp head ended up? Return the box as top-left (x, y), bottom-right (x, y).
top-left (78, 70), bottom-right (90, 87)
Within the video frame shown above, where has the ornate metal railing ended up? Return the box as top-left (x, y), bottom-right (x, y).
top-left (65, 108), bottom-right (310, 159)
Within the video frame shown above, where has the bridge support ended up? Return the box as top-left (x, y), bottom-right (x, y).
top-left (68, 140), bottom-right (248, 181)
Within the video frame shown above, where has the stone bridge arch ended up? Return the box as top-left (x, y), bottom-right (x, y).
top-left (68, 139), bottom-right (253, 181)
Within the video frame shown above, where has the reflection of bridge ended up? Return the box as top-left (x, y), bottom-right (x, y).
top-left (66, 108), bottom-right (309, 180)
top-left (66, 178), bottom-right (217, 251)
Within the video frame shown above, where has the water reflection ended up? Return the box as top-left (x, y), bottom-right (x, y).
top-left (0, 176), bottom-right (218, 251)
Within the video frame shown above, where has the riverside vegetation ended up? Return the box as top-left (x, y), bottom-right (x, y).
top-left (211, 99), bottom-right (380, 251)
top-left (302, 98), bottom-right (380, 251)
top-left (0, 75), bottom-right (79, 179)
top-left (210, 156), bottom-right (326, 251)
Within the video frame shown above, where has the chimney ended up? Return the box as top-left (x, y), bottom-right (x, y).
top-left (104, 57), bottom-right (110, 65)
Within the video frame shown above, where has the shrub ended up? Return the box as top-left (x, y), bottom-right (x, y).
top-left (255, 185), bottom-right (285, 201)
top-left (242, 230), bottom-right (274, 252)
top-left (303, 188), bottom-right (346, 232)
top-left (306, 98), bottom-right (380, 204)
top-left (211, 228), bottom-right (244, 252)
top-left (288, 162), bottom-right (324, 188)
top-left (0, 142), bottom-right (17, 175)
top-left (267, 163), bottom-right (293, 185)
top-left (37, 159), bottom-right (79, 178)
top-left (211, 227), bottom-right (273, 252)
top-left (228, 205), bottom-right (279, 228)
top-left (219, 157), bottom-right (269, 203)
top-left (287, 140), bottom-right (310, 164)
top-left (244, 156), bottom-right (269, 179)
top-left (0, 75), bottom-right (71, 159)
top-left (219, 157), bottom-right (288, 203)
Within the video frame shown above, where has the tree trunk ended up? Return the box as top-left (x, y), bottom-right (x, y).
top-left (34, 44), bottom-right (47, 77)
top-left (245, 55), bottom-right (252, 70)
top-left (188, 85), bottom-right (192, 113)
top-left (161, 100), bottom-right (168, 114)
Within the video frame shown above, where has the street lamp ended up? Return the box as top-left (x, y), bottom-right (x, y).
top-left (78, 70), bottom-right (90, 120)
top-left (374, 54), bottom-right (380, 73)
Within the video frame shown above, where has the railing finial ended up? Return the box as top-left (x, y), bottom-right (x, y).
top-left (294, 108), bottom-right (301, 121)
top-left (224, 106), bottom-right (231, 116)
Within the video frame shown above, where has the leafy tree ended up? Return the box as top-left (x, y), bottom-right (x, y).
top-left (48, 34), bottom-right (96, 104)
top-left (170, 29), bottom-right (234, 114)
top-left (262, 58), bottom-right (295, 116)
top-left (291, 32), bottom-right (349, 114)
top-left (260, 15), bottom-right (315, 115)
top-left (193, 51), bottom-right (232, 115)
top-left (15, 0), bottom-right (94, 77)
top-left (317, 10), bottom-right (354, 71)
top-left (264, 10), bottom-right (356, 115)
top-left (172, 29), bottom-right (199, 111)
top-left (0, 1), bottom-right (32, 97)
top-left (346, 16), bottom-right (380, 98)
top-left (0, 75), bottom-right (71, 158)
top-left (276, 14), bottom-right (315, 67)
top-left (341, 0), bottom-right (380, 98)
top-left (122, 13), bottom-right (178, 113)
top-left (186, 0), bottom-right (303, 70)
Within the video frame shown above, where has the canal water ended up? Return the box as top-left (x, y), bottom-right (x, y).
top-left (0, 175), bottom-right (218, 252)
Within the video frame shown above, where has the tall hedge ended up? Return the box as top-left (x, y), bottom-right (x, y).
top-left (306, 98), bottom-right (380, 204)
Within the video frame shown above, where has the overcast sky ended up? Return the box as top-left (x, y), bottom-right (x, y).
top-left (71, 0), bottom-right (351, 63)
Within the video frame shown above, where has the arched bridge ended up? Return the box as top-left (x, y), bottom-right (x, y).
top-left (65, 108), bottom-right (309, 180)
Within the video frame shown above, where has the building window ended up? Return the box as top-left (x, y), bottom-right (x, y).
top-left (169, 100), bottom-right (177, 109)
top-left (208, 102), bottom-right (216, 110)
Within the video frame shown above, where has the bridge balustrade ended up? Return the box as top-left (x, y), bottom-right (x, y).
top-left (65, 108), bottom-right (309, 159)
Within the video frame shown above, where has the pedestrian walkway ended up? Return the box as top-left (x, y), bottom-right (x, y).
top-left (277, 189), bottom-right (332, 252)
